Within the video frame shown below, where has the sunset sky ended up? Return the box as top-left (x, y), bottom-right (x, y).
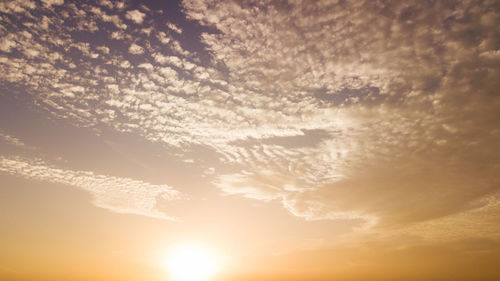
top-left (1, 0), bottom-right (499, 280)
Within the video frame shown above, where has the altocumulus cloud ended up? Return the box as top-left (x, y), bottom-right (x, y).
top-left (0, 0), bottom-right (499, 236)
top-left (182, 0), bottom-right (500, 230)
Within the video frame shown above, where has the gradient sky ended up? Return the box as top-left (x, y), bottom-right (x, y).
top-left (1, 0), bottom-right (499, 280)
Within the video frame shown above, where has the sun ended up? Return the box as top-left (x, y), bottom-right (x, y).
top-left (164, 243), bottom-right (221, 281)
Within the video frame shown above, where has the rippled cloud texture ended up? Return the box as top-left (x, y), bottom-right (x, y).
top-left (1, 0), bottom-right (499, 254)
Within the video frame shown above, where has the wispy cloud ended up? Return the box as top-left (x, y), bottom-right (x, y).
top-left (0, 156), bottom-right (181, 220)
top-left (0, 132), bottom-right (27, 147)
top-left (0, 0), bottom-right (498, 235)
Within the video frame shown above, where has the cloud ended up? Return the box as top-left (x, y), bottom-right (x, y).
top-left (41, 0), bottom-right (64, 7)
top-left (0, 132), bottom-right (28, 147)
top-left (125, 9), bottom-right (146, 24)
top-left (0, 36), bottom-right (17, 52)
top-left (0, 0), bottom-right (36, 13)
top-left (182, 0), bottom-right (500, 228)
top-left (89, 5), bottom-right (127, 30)
top-left (0, 156), bottom-right (181, 220)
top-left (128, 43), bottom-right (144, 54)
top-left (0, 0), bottom-right (498, 238)
top-left (167, 22), bottom-right (183, 34)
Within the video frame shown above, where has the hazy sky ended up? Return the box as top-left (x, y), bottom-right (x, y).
top-left (1, 0), bottom-right (499, 280)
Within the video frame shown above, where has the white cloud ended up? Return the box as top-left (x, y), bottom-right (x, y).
top-left (167, 22), bottom-right (182, 34)
top-left (0, 156), bottom-right (181, 220)
top-left (0, 36), bottom-right (17, 52)
top-left (180, 0), bottom-right (500, 227)
top-left (128, 43), bottom-right (144, 54)
top-left (98, 0), bottom-right (114, 9)
top-left (0, 0), bottom-right (36, 14)
top-left (0, 0), bottom-right (498, 235)
top-left (138, 63), bottom-right (154, 71)
top-left (156, 31), bottom-right (171, 44)
top-left (125, 9), bottom-right (146, 24)
top-left (41, 0), bottom-right (64, 7)
top-left (90, 6), bottom-right (127, 30)
top-left (0, 132), bottom-right (27, 147)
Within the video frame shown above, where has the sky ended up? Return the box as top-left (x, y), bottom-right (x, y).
top-left (0, 0), bottom-right (499, 280)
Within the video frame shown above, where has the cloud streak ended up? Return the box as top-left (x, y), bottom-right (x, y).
top-left (0, 156), bottom-right (181, 220)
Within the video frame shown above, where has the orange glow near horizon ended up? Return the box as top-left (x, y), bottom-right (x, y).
top-left (164, 243), bottom-right (222, 281)
top-left (1, 0), bottom-right (500, 281)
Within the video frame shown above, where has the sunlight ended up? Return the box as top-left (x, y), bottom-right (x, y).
top-left (164, 243), bottom-right (221, 281)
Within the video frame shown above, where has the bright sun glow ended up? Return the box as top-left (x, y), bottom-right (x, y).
top-left (164, 243), bottom-right (221, 281)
